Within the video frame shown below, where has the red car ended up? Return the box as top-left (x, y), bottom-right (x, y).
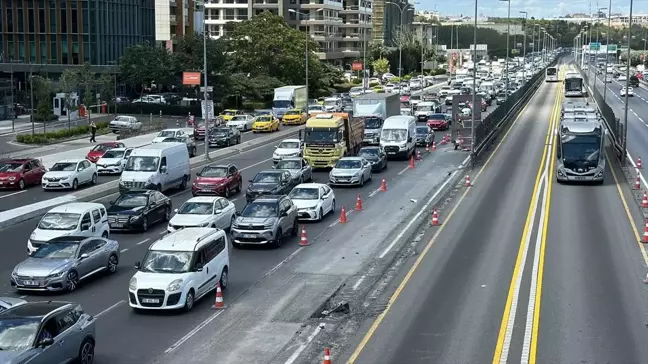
top-left (0, 158), bottom-right (47, 189)
top-left (191, 164), bottom-right (242, 197)
top-left (426, 113), bottom-right (451, 131)
top-left (194, 121), bottom-right (213, 140)
top-left (86, 142), bottom-right (126, 163)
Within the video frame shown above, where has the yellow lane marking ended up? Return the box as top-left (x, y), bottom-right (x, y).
top-left (346, 76), bottom-right (553, 364)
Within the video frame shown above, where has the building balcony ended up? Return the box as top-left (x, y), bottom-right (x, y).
top-left (300, 0), bottom-right (344, 9)
top-left (339, 5), bottom-right (372, 14)
top-left (301, 17), bottom-right (344, 24)
top-left (314, 49), bottom-right (349, 59)
top-left (311, 31), bottom-right (344, 40)
top-left (170, 0), bottom-right (177, 6)
top-left (206, 1), bottom-right (249, 7)
top-left (170, 15), bottom-right (177, 25)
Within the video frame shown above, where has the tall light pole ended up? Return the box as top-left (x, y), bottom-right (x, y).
top-left (581, 25), bottom-right (588, 69)
top-left (520, 11), bottom-right (528, 82)
top-left (386, 2), bottom-right (414, 78)
top-left (622, 0), bottom-right (634, 164)
top-left (500, 0), bottom-right (511, 103)
top-left (289, 8), bottom-right (324, 100)
top-left (197, 1), bottom-right (211, 159)
top-left (471, 0), bottom-right (477, 161)
top-left (594, 7), bottom-right (607, 84)
top-left (362, 5), bottom-right (370, 91)
top-left (532, 24), bottom-right (540, 60)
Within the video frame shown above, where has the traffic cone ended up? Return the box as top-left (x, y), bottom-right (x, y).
top-left (355, 194), bottom-right (363, 211)
top-left (465, 175), bottom-right (471, 187)
top-left (409, 155), bottom-right (416, 168)
top-left (635, 175), bottom-right (642, 190)
top-left (432, 141), bottom-right (437, 151)
top-left (299, 225), bottom-right (310, 246)
top-left (213, 282), bottom-right (225, 309)
top-left (638, 157), bottom-right (643, 169)
top-left (431, 208), bottom-right (440, 226)
top-left (642, 218), bottom-right (648, 243)
top-left (379, 178), bottom-right (387, 191)
top-left (323, 348), bottom-right (332, 364)
top-left (339, 206), bottom-right (347, 223)
top-left (425, 144), bottom-right (430, 153)
top-left (643, 272), bottom-right (648, 284)
top-left (642, 191), bottom-right (648, 208)
top-left (440, 135), bottom-right (447, 145)
top-left (416, 150), bottom-right (423, 161)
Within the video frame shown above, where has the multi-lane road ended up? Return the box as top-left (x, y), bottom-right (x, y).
top-left (342, 61), bottom-right (648, 364)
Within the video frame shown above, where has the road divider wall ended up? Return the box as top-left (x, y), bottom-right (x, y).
top-left (0, 126), bottom-right (305, 230)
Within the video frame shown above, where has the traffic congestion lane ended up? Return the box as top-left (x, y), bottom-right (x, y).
top-left (536, 153), bottom-right (648, 363)
top-left (0, 141), bottom-right (463, 364)
top-left (342, 82), bottom-right (558, 364)
top-left (0, 126), bottom-right (293, 209)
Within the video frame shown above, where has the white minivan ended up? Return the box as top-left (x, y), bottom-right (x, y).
top-left (28, 202), bottom-right (110, 254)
top-left (128, 228), bottom-right (230, 312)
top-left (119, 143), bottom-right (191, 193)
top-left (380, 115), bottom-right (417, 159)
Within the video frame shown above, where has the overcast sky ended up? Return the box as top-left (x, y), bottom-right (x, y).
top-left (420, 0), bottom-right (648, 19)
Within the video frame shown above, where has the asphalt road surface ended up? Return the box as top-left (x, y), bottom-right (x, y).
top-left (341, 61), bottom-right (648, 364)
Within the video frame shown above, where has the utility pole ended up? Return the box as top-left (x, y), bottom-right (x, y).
top-left (520, 11), bottom-right (528, 82)
top-left (622, 0), bottom-right (634, 164)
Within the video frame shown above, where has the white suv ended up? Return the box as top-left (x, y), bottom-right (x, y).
top-left (128, 228), bottom-right (230, 312)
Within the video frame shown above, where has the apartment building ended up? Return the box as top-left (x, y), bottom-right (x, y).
top-left (155, 0), bottom-right (198, 49)
top-left (200, 0), bottom-right (371, 65)
top-left (372, 0), bottom-right (413, 46)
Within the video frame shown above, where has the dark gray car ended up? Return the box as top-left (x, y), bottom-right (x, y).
top-left (274, 158), bottom-right (313, 184)
top-left (231, 195), bottom-right (298, 248)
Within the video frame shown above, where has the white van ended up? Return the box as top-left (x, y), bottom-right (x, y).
top-left (28, 202), bottom-right (109, 254)
top-left (119, 143), bottom-right (190, 193)
top-left (380, 115), bottom-right (417, 159)
top-left (128, 228), bottom-right (230, 312)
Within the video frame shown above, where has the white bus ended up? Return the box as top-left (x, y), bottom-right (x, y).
top-left (556, 118), bottom-right (605, 184)
top-left (545, 67), bottom-right (558, 82)
top-left (564, 73), bottom-right (585, 97)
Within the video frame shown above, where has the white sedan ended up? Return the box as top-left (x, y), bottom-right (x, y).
top-left (620, 87), bottom-right (634, 97)
top-left (42, 159), bottom-right (97, 190)
top-left (618, 74), bottom-right (627, 81)
top-left (152, 128), bottom-right (187, 143)
top-left (273, 139), bottom-right (303, 163)
top-left (168, 196), bottom-right (236, 233)
top-left (288, 183), bottom-right (336, 221)
top-left (96, 148), bottom-right (133, 175)
top-left (226, 115), bottom-right (255, 131)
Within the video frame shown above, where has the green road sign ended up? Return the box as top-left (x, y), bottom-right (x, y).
top-left (589, 42), bottom-right (601, 50)
top-left (608, 44), bottom-right (617, 52)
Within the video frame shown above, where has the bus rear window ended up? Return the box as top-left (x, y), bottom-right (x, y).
top-left (547, 68), bottom-right (557, 76)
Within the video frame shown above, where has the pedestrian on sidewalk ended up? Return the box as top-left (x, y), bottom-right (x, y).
top-left (89, 121), bottom-right (97, 143)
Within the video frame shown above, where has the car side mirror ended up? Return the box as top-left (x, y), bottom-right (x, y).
top-left (134, 262), bottom-right (141, 270)
top-left (235, 211), bottom-right (240, 216)
top-left (160, 165), bottom-right (167, 173)
top-left (40, 338), bottom-right (54, 347)
top-left (321, 195), bottom-right (327, 200)
top-left (214, 209), bottom-right (222, 215)
top-left (194, 266), bottom-right (203, 272)
top-left (79, 253), bottom-right (89, 260)
top-left (280, 211), bottom-right (288, 217)
top-left (109, 201), bottom-right (114, 205)
top-left (81, 223), bottom-right (91, 231)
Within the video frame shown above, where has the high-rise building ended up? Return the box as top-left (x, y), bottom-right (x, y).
top-left (155, 0), bottom-right (198, 49)
top-left (200, 0), bottom-right (371, 65)
top-left (0, 0), bottom-right (155, 69)
top-left (372, 0), bottom-right (413, 46)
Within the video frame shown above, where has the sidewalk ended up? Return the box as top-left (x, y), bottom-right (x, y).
top-left (0, 113), bottom-right (110, 135)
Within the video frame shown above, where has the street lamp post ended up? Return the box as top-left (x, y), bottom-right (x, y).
top-left (289, 8), bottom-right (324, 99)
top-left (500, 0), bottom-right (511, 105)
top-left (471, 0), bottom-right (477, 161)
top-left (385, 2), bottom-right (413, 79)
top-left (594, 8), bottom-right (607, 85)
top-left (362, 6), bottom-right (369, 91)
top-left (581, 25), bottom-right (588, 69)
top-left (520, 11), bottom-right (528, 82)
top-left (622, 0), bottom-right (634, 164)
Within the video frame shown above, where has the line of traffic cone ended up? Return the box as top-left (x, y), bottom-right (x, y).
top-left (432, 141), bottom-right (437, 151)
top-left (642, 191), bottom-right (648, 208)
top-left (213, 282), bottom-right (225, 309)
top-left (638, 156), bottom-right (643, 169)
top-left (339, 206), bottom-right (347, 223)
top-left (409, 155), bottom-right (416, 168)
top-left (465, 175), bottom-right (471, 187)
top-left (635, 175), bottom-right (642, 190)
top-left (380, 178), bottom-right (387, 191)
top-left (431, 208), bottom-right (441, 226)
top-left (416, 150), bottom-right (423, 161)
top-left (355, 194), bottom-right (363, 211)
top-left (323, 348), bottom-right (332, 364)
top-left (425, 144), bottom-right (430, 153)
top-left (299, 225), bottom-right (310, 246)
top-left (642, 218), bottom-right (648, 243)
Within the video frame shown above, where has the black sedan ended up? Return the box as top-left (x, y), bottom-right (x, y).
top-left (107, 190), bottom-right (172, 231)
top-left (358, 146), bottom-right (388, 172)
top-left (208, 127), bottom-right (241, 148)
top-left (245, 170), bottom-right (296, 203)
top-left (415, 126), bottom-right (434, 147)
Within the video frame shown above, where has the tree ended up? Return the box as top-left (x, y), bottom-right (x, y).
top-left (173, 33), bottom-right (227, 77)
top-left (119, 43), bottom-right (175, 95)
top-left (372, 58), bottom-right (390, 76)
top-left (58, 69), bottom-right (78, 128)
top-left (78, 62), bottom-right (96, 108)
top-left (32, 76), bottom-right (53, 121)
top-left (98, 72), bottom-right (115, 113)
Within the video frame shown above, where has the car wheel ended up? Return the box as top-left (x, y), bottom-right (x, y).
top-left (107, 254), bottom-right (118, 274)
top-left (91, 173), bottom-right (97, 185)
top-left (179, 177), bottom-right (188, 190)
top-left (164, 207), bottom-right (171, 221)
top-left (156, 184), bottom-right (162, 191)
top-left (220, 267), bottom-right (229, 290)
top-left (318, 207), bottom-right (324, 222)
top-left (66, 270), bottom-right (79, 292)
top-left (228, 215), bottom-right (236, 231)
top-left (274, 229), bottom-right (283, 248)
top-left (141, 217), bottom-right (149, 232)
top-left (183, 289), bottom-right (195, 312)
top-left (331, 199), bottom-right (336, 213)
top-left (291, 220), bottom-right (298, 236)
top-left (18, 179), bottom-right (25, 190)
top-left (235, 179), bottom-right (242, 193)
top-left (72, 179), bottom-right (79, 190)
top-left (237, 137), bottom-right (241, 144)
top-left (227, 140), bottom-right (231, 147)
top-left (101, 231), bottom-right (109, 238)
top-left (77, 338), bottom-right (95, 364)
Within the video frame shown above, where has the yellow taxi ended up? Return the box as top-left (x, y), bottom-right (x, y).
top-left (219, 109), bottom-right (240, 121)
top-left (252, 115), bottom-right (279, 133)
top-left (373, 85), bottom-right (385, 93)
top-left (281, 109), bottom-right (307, 125)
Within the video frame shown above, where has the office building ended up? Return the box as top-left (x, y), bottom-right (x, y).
top-left (0, 0), bottom-right (155, 71)
top-left (155, 0), bottom-right (199, 49)
top-left (372, 0), bottom-right (413, 46)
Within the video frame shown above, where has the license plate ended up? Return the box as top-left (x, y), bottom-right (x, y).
top-left (243, 234), bottom-right (256, 238)
top-left (388, 152), bottom-right (396, 155)
top-left (142, 298), bottom-right (159, 304)
top-left (111, 223), bottom-right (124, 227)
top-left (0, 182), bottom-right (4, 185)
top-left (574, 176), bottom-right (586, 180)
top-left (22, 280), bottom-right (38, 286)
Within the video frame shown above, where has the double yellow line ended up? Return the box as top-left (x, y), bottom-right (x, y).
top-left (491, 66), bottom-right (564, 364)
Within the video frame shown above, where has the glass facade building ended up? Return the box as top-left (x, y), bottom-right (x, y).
top-left (0, 0), bottom-right (155, 66)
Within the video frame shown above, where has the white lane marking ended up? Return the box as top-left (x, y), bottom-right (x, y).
top-left (240, 157), bottom-right (273, 171)
top-left (120, 248), bottom-right (129, 253)
top-left (397, 164), bottom-right (410, 176)
top-left (95, 300), bottom-right (125, 318)
top-left (0, 190), bottom-right (27, 199)
top-left (136, 238), bottom-right (150, 246)
top-left (262, 247), bottom-right (304, 279)
top-left (19, 295), bottom-right (27, 299)
top-left (283, 323), bottom-right (325, 364)
top-left (368, 188), bottom-right (380, 198)
top-left (165, 310), bottom-right (226, 354)
top-left (160, 230), bottom-right (167, 235)
top-left (378, 155), bottom-right (471, 259)
top-left (352, 275), bottom-right (366, 290)
top-left (327, 209), bottom-right (354, 228)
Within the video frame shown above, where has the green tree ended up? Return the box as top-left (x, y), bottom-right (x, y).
top-left (173, 33), bottom-right (228, 76)
top-left (119, 43), bottom-right (175, 95)
top-left (98, 72), bottom-right (115, 113)
top-left (32, 75), bottom-right (53, 121)
top-left (78, 62), bottom-right (96, 108)
top-left (372, 58), bottom-right (390, 75)
top-left (58, 69), bottom-right (78, 128)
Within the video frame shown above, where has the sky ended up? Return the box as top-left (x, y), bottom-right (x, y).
top-left (420, 0), bottom-right (648, 19)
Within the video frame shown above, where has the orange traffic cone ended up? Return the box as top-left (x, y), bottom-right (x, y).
top-left (379, 178), bottom-right (387, 191)
top-left (299, 225), bottom-right (310, 246)
top-left (339, 206), bottom-right (347, 223)
top-left (431, 208), bottom-right (440, 226)
top-left (416, 150), bottom-right (423, 161)
top-left (425, 144), bottom-right (430, 153)
top-left (638, 156), bottom-right (643, 169)
top-left (643, 272), bottom-right (648, 284)
top-left (636, 175), bottom-right (642, 190)
top-left (642, 218), bottom-right (648, 243)
top-left (465, 175), bottom-right (471, 187)
top-left (440, 135), bottom-right (447, 145)
top-left (642, 191), bottom-right (648, 208)
top-left (213, 282), bottom-right (225, 309)
top-left (355, 194), bottom-right (363, 211)
top-left (323, 348), bottom-right (332, 364)
top-left (409, 155), bottom-right (416, 168)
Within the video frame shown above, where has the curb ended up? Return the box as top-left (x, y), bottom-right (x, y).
top-left (0, 125), bottom-right (305, 230)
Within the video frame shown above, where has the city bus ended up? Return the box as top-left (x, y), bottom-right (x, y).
top-left (545, 67), bottom-right (558, 82)
top-left (556, 118), bottom-right (605, 184)
top-left (564, 72), bottom-right (585, 97)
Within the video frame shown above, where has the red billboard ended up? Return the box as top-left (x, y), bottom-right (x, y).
top-left (352, 62), bottom-right (363, 71)
top-left (182, 72), bottom-right (201, 85)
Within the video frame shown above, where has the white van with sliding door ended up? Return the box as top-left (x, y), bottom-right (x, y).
top-left (128, 228), bottom-right (230, 312)
top-left (119, 143), bottom-right (190, 193)
top-left (28, 202), bottom-right (109, 254)
top-left (379, 115), bottom-right (417, 159)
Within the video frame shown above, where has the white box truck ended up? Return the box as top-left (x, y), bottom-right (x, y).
top-left (272, 86), bottom-right (307, 120)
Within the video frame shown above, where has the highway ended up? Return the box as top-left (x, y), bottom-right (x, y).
top-left (342, 61), bottom-right (648, 364)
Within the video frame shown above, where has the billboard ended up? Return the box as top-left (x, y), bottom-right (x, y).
top-left (352, 62), bottom-right (363, 71)
top-left (183, 72), bottom-right (201, 85)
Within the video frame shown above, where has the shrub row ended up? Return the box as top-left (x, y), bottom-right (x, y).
top-left (114, 100), bottom-right (273, 117)
top-left (16, 121), bottom-right (110, 145)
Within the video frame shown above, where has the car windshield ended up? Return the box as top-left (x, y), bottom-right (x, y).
top-left (256, 116), bottom-right (273, 122)
top-left (178, 202), bottom-right (214, 215)
top-left (0, 317), bottom-right (40, 351)
top-left (31, 241), bottom-right (80, 259)
top-left (364, 117), bottom-right (382, 129)
top-left (0, 162), bottom-right (23, 172)
top-left (305, 128), bottom-right (338, 143)
top-left (272, 100), bottom-right (292, 108)
top-left (91, 144), bottom-right (112, 152)
top-left (50, 162), bottom-right (77, 172)
top-left (381, 129), bottom-right (407, 142)
top-left (199, 166), bottom-right (228, 177)
top-left (416, 127), bottom-right (429, 135)
top-left (162, 138), bottom-right (182, 143)
top-left (223, 110), bottom-right (236, 116)
top-left (141, 250), bottom-right (193, 273)
top-left (114, 194), bottom-right (148, 208)
top-left (113, 116), bottom-right (131, 122)
top-left (418, 105), bottom-right (433, 112)
top-left (157, 130), bottom-right (176, 138)
top-left (38, 212), bottom-right (80, 230)
top-left (308, 106), bottom-right (323, 111)
top-left (335, 159), bottom-right (362, 169)
top-left (211, 128), bottom-right (230, 136)
top-left (278, 141), bottom-right (300, 149)
top-left (289, 187), bottom-right (319, 200)
top-left (324, 100), bottom-right (338, 106)
top-left (350, 87), bottom-right (363, 93)
top-left (276, 160), bottom-right (301, 169)
top-left (124, 156), bottom-right (159, 172)
top-left (428, 114), bottom-right (446, 120)
top-left (241, 202), bottom-right (278, 217)
top-left (101, 150), bottom-right (125, 159)
top-left (285, 110), bottom-right (301, 115)
top-left (359, 149), bottom-right (379, 158)
top-left (252, 173), bottom-right (280, 183)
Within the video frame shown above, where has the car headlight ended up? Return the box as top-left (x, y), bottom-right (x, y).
top-left (147, 175), bottom-right (155, 184)
top-left (166, 279), bottom-right (183, 292)
top-left (129, 277), bottom-right (137, 291)
top-left (8, 176), bottom-right (16, 181)
top-left (130, 215), bottom-right (143, 222)
top-left (47, 271), bottom-right (66, 279)
top-left (199, 221), bottom-right (211, 227)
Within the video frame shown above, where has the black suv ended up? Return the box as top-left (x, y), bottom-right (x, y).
top-left (246, 170), bottom-right (296, 203)
top-left (107, 190), bottom-right (172, 231)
